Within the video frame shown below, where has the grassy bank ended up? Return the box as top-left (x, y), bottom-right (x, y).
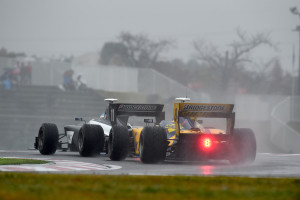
top-left (0, 158), bottom-right (50, 165)
top-left (0, 173), bottom-right (299, 200)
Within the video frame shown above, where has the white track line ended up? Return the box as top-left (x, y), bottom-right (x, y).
top-left (0, 157), bottom-right (121, 172)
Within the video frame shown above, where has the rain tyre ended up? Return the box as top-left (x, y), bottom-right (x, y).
top-left (139, 126), bottom-right (167, 164)
top-left (229, 128), bottom-right (256, 164)
top-left (38, 123), bottom-right (59, 155)
top-left (108, 125), bottom-right (129, 161)
top-left (78, 124), bottom-right (104, 157)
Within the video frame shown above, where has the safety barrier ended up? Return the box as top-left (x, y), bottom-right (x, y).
top-left (270, 96), bottom-right (300, 153)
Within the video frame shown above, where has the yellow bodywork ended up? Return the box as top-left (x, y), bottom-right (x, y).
top-left (132, 127), bottom-right (143, 154)
top-left (131, 126), bottom-right (178, 154)
top-left (131, 122), bottom-right (225, 155)
top-left (130, 102), bottom-right (234, 156)
top-left (173, 102), bottom-right (234, 136)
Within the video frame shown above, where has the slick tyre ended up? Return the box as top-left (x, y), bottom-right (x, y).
top-left (38, 123), bottom-right (59, 155)
top-left (229, 128), bottom-right (256, 164)
top-left (78, 124), bottom-right (104, 157)
top-left (108, 125), bottom-right (129, 161)
top-left (139, 126), bottom-right (167, 164)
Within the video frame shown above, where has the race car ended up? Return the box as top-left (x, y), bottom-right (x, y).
top-left (34, 99), bottom-right (166, 161)
top-left (34, 99), bottom-right (119, 157)
top-left (35, 98), bottom-right (256, 164)
top-left (160, 97), bottom-right (257, 164)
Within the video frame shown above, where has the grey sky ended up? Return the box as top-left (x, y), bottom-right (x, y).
top-left (0, 0), bottom-right (299, 71)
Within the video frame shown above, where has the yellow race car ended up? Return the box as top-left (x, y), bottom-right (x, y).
top-left (160, 98), bottom-right (256, 164)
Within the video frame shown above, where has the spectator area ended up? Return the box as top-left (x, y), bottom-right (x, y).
top-left (0, 85), bottom-right (107, 150)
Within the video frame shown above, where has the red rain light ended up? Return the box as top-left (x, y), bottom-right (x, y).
top-left (199, 136), bottom-right (214, 151)
top-left (203, 137), bottom-right (212, 148)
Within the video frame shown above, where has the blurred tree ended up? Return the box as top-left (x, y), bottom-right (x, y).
top-left (118, 32), bottom-right (175, 68)
top-left (100, 42), bottom-right (130, 66)
top-left (267, 59), bottom-right (292, 95)
top-left (63, 55), bottom-right (74, 63)
top-left (97, 30), bottom-right (290, 96)
top-left (0, 47), bottom-right (8, 57)
top-left (193, 28), bottom-right (275, 93)
top-left (7, 52), bottom-right (26, 58)
top-left (0, 47), bottom-right (26, 58)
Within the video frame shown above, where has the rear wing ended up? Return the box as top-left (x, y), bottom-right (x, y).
top-left (107, 103), bottom-right (165, 126)
top-left (173, 102), bottom-right (235, 135)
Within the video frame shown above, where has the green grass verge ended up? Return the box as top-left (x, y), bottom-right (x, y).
top-left (0, 173), bottom-right (299, 200)
top-left (0, 158), bottom-right (50, 165)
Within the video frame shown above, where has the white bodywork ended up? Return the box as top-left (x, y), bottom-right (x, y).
top-left (66, 131), bottom-right (74, 144)
top-left (65, 119), bottom-right (112, 145)
top-left (88, 119), bottom-right (112, 136)
top-left (175, 97), bottom-right (191, 102)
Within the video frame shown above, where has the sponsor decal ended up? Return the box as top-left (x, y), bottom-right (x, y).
top-left (180, 111), bottom-right (203, 117)
top-left (182, 104), bottom-right (226, 111)
top-left (180, 111), bottom-right (226, 117)
top-left (118, 104), bottom-right (157, 111)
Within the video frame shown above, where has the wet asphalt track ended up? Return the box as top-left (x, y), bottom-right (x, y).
top-left (1, 150), bottom-right (300, 177)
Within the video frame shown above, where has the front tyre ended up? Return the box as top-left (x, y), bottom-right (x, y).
top-left (38, 123), bottom-right (59, 155)
top-left (139, 126), bottom-right (167, 164)
top-left (78, 124), bottom-right (104, 157)
top-left (229, 128), bottom-right (256, 164)
top-left (108, 125), bottom-right (129, 161)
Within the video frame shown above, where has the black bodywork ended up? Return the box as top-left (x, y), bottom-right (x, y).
top-left (107, 103), bottom-right (165, 126)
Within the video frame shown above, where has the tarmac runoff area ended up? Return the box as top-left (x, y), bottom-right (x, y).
top-left (1, 150), bottom-right (300, 177)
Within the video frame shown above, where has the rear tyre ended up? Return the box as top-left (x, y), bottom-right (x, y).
top-left (229, 128), bottom-right (256, 164)
top-left (78, 124), bottom-right (104, 157)
top-left (38, 123), bottom-right (59, 155)
top-left (108, 125), bottom-right (129, 161)
top-left (139, 126), bottom-right (167, 164)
